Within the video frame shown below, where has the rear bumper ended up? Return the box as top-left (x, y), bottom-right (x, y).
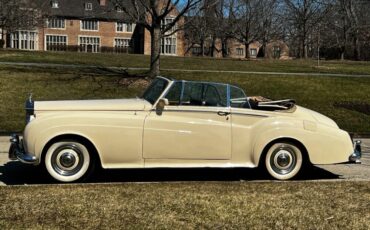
top-left (9, 134), bottom-right (38, 164)
top-left (349, 140), bottom-right (362, 164)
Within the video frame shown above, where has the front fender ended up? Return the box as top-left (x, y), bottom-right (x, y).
top-left (23, 111), bottom-right (147, 168)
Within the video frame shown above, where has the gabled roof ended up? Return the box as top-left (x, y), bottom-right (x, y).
top-left (32, 0), bottom-right (134, 22)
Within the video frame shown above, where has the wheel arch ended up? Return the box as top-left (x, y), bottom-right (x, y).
top-left (256, 137), bottom-right (310, 167)
top-left (40, 134), bottom-right (102, 167)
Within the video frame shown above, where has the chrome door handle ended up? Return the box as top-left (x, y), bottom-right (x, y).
top-left (217, 111), bottom-right (231, 116)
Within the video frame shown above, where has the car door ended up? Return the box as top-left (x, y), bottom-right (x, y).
top-left (143, 81), bottom-right (232, 160)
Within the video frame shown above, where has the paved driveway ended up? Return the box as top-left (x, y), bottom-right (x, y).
top-left (0, 136), bottom-right (369, 185)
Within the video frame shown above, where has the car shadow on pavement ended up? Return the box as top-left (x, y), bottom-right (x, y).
top-left (0, 161), bottom-right (340, 185)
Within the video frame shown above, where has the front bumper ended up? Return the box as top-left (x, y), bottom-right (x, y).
top-left (349, 140), bottom-right (362, 164)
top-left (9, 134), bottom-right (38, 164)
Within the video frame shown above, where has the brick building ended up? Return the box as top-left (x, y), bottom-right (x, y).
top-left (5, 0), bottom-right (185, 56)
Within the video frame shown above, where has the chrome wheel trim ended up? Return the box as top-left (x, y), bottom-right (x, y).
top-left (52, 145), bottom-right (83, 176)
top-left (45, 142), bottom-right (90, 182)
top-left (265, 143), bottom-right (303, 180)
top-left (271, 147), bottom-right (296, 175)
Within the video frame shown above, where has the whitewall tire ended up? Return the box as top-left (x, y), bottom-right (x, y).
top-left (45, 141), bottom-right (92, 182)
top-left (265, 142), bottom-right (303, 180)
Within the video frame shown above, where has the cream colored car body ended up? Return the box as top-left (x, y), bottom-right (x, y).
top-left (21, 77), bottom-right (355, 171)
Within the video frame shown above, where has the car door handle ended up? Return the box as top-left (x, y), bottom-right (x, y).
top-left (217, 111), bottom-right (231, 116)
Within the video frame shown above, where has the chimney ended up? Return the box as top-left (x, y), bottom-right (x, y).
top-left (99, 0), bottom-right (107, 6)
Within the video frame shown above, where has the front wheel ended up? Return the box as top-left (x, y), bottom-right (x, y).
top-left (265, 142), bottom-right (303, 180)
top-left (44, 141), bottom-right (94, 182)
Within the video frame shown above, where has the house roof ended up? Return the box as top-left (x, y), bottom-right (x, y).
top-left (32, 0), bottom-right (134, 22)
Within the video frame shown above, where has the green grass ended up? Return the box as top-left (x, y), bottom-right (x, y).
top-left (0, 182), bottom-right (369, 229)
top-left (1, 49), bottom-right (370, 75)
top-left (0, 65), bottom-right (369, 134)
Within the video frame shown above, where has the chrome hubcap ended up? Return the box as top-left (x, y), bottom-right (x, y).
top-left (270, 146), bottom-right (297, 175)
top-left (60, 152), bottom-right (76, 168)
top-left (51, 145), bottom-right (84, 176)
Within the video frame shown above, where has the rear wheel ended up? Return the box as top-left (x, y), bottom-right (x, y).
top-left (265, 142), bottom-right (303, 180)
top-left (44, 141), bottom-right (94, 182)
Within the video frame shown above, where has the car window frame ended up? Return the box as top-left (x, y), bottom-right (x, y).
top-left (230, 85), bottom-right (251, 109)
top-left (163, 80), bottom-right (232, 108)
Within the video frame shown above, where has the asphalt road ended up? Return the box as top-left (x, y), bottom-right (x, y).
top-left (0, 136), bottom-right (369, 185)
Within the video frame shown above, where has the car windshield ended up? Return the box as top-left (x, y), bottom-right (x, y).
top-left (141, 78), bottom-right (169, 104)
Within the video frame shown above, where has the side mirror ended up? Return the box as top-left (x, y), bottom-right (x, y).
top-left (156, 98), bottom-right (169, 113)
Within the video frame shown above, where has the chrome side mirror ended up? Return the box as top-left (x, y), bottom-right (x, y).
top-left (156, 98), bottom-right (169, 114)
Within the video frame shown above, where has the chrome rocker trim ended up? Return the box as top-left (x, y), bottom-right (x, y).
top-left (9, 134), bottom-right (38, 164)
top-left (349, 140), bottom-right (362, 164)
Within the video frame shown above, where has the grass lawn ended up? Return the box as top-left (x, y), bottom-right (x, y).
top-left (1, 49), bottom-right (370, 75)
top-left (0, 181), bottom-right (369, 229)
top-left (0, 65), bottom-right (369, 134)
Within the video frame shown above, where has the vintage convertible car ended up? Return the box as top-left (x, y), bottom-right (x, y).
top-left (9, 76), bottom-right (362, 182)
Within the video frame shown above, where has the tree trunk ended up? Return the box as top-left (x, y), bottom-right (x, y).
top-left (353, 33), bottom-right (360, 60)
top-left (340, 46), bottom-right (345, 61)
top-left (245, 42), bottom-right (250, 59)
top-left (201, 39), bottom-right (205, 56)
top-left (210, 36), bottom-right (216, 57)
top-left (0, 29), bottom-right (4, 48)
top-left (302, 35), bottom-right (308, 59)
top-left (149, 26), bottom-right (161, 78)
top-left (222, 39), bottom-right (228, 58)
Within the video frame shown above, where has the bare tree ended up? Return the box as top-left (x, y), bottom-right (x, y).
top-left (317, 0), bottom-right (369, 60)
top-left (257, 0), bottom-right (282, 57)
top-left (184, 1), bottom-right (212, 56)
top-left (229, 0), bottom-right (263, 58)
top-left (211, 0), bottom-right (238, 57)
top-left (0, 0), bottom-right (42, 48)
top-left (282, 0), bottom-right (332, 59)
top-left (113, 0), bottom-right (202, 77)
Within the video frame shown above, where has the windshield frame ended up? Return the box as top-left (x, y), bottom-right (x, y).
top-left (141, 76), bottom-right (172, 105)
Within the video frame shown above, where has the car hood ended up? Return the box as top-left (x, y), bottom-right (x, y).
top-left (292, 106), bottom-right (338, 128)
top-left (34, 98), bottom-right (152, 111)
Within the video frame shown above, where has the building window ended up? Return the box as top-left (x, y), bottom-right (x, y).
top-left (114, 38), bottom-right (131, 53)
top-left (81, 20), bottom-right (98, 31)
top-left (160, 17), bottom-right (177, 55)
top-left (192, 46), bottom-right (201, 55)
top-left (46, 35), bottom-right (67, 51)
top-left (116, 22), bottom-right (135, 32)
top-left (11, 31), bottom-right (38, 50)
top-left (79, 36), bottom-right (100, 53)
top-left (161, 37), bottom-right (177, 55)
top-left (115, 6), bottom-right (123, 12)
top-left (115, 38), bottom-right (130, 48)
top-left (162, 18), bottom-right (176, 34)
top-left (250, 48), bottom-right (257, 56)
top-left (237, 48), bottom-right (244, 56)
top-left (51, 0), bottom-right (59, 8)
top-left (47, 18), bottom-right (65, 29)
top-left (85, 3), bottom-right (93, 11)
top-left (273, 46), bottom-right (281, 59)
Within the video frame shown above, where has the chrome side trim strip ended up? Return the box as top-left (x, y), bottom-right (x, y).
top-left (150, 108), bottom-right (268, 117)
top-left (151, 108), bottom-right (230, 114)
top-left (230, 112), bottom-right (269, 117)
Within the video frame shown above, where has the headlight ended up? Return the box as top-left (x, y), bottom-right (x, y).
top-left (25, 94), bottom-right (34, 124)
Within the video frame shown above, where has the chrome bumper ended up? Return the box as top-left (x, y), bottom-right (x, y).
top-left (9, 134), bottom-right (37, 164)
top-left (349, 140), bottom-right (362, 164)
